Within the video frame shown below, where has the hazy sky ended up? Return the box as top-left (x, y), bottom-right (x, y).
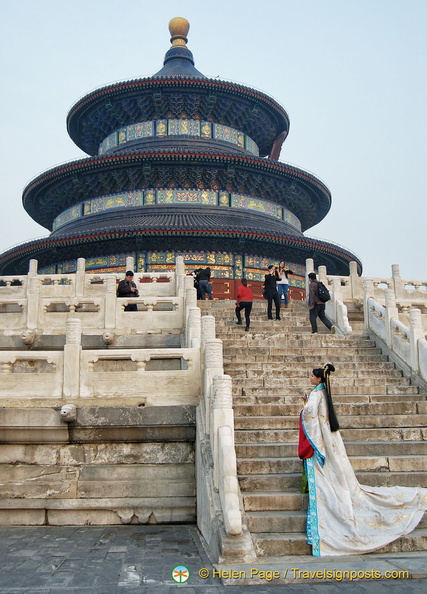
top-left (1, 0), bottom-right (425, 279)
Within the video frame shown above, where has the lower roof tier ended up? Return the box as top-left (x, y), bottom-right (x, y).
top-left (0, 208), bottom-right (362, 276)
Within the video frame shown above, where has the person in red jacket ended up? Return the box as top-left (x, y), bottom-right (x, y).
top-left (235, 278), bottom-right (253, 332)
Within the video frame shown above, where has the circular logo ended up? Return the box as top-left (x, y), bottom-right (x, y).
top-left (172, 565), bottom-right (190, 583)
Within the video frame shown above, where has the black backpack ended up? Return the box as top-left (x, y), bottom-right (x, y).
top-left (316, 281), bottom-right (331, 303)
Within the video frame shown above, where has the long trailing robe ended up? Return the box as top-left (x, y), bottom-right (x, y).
top-left (301, 383), bottom-right (427, 556)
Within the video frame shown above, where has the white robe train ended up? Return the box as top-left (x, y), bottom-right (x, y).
top-left (302, 383), bottom-right (427, 556)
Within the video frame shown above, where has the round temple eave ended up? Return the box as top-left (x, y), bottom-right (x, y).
top-left (0, 224), bottom-right (362, 277)
top-left (22, 150), bottom-right (331, 232)
top-left (66, 77), bottom-right (290, 157)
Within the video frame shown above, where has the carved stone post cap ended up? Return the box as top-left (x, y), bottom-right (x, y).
top-left (28, 259), bottom-right (38, 276)
top-left (212, 374), bottom-right (232, 409)
top-left (305, 258), bottom-right (314, 268)
top-left (385, 289), bottom-right (397, 308)
top-left (65, 317), bottom-right (82, 344)
top-left (409, 308), bottom-right (422, 326)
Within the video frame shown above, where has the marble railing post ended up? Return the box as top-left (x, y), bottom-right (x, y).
top-left (349, 261), bottom-right (362, 300)
top-left (125, 256), bottom-right (134, 272)
top-left (329, 277), bottom-right (342, 326)
top-left (175, 256), bottom-right (185, 296)
top-left (105, 276), bottom-right (117, 328)
top-left (201, 315), bottom-right (216, 343)
top-left (332, 277), bottom-right (342, 301)
top-left (392, 264), bottom-right (404, 300)
top-left (218, 425), bottom-right (242, 535)
top-left (204, 338), bottom-right (224, 436)
top-left (318, 265), bottom-right (327, 285)
top-left (363, 279), bottom-right (375, 330)
top-left (305, 258), bottom-right (314, 297)
top-left (75, 258), bottom-right (86, 297)
top-left (26, 276), bottom-right (40, 329)
top-left (187, 306), bottom-right (201, 348)
top-left (28, 259), bottom-right (38, 277)
top-left (211, 374), bottom-right (233, 488)
top-left (184, 276), bottom-right (197, 326)
top-left (409, 309), bottom-right (424, 372)
top-left (63, 318), bottom-right (82, 398)
top-left (200, 315), bottom-right (216, 439)
top-left (384, 289), bottom-right (399, 348)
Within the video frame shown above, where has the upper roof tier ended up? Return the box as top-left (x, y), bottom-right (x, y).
top-left (67, 18), bottom-right (290, 158)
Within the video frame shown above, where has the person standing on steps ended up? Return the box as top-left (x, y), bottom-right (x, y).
top-left (263, 265), bottom-right (281, 321)
top-left (277, 261), bottom-right (293, 308)
top-left (192, 268), bottom-right (202, 300)
top-left (198, 266), bottom-right (213, 300)
top-left (235, 278), bottom-right (253, 332)
top-left (308, 272), bottom-right (335, 333)
top-left (298, 363), bottom-right (427, 556)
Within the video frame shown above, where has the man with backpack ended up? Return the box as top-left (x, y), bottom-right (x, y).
top-left (308, 272), bottom-right (335, 334)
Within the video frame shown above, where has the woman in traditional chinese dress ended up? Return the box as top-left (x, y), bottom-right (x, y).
top-left (299, 363), bottom-right (427, 556)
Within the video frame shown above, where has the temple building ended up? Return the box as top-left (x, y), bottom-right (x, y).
top-left (0, 18), bottom-right (361, 297)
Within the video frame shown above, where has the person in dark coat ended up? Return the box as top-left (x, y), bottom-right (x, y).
top-left (264, 265), bottom-right (281, 321)
top-left (117, 270), bottom-right (139, 311)
top-left (193, 269), bottom-right (202, 300)
top-left (198, 267), bottom-right (213, 300)
top-left (308, 272), bottom-right (335, 334)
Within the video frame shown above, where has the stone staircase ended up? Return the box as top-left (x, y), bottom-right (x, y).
top-left (199, 299), bottom-right (427, 557)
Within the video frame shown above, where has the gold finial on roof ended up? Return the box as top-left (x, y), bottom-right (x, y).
top-left (169, 17), bottom-right (190, 47)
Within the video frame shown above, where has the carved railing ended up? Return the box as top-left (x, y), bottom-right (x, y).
top-left (364, 281), bottom-right (427, 384)
top-left (311, 257), bottom-right (427, 383)
top-left (308, 259), bottom-right (427, 308)
top-left (196, 312), bottom-right (242, 541)
top-left (0, 258), bottom-right (181, 334)
top-left (306, 259), bottom-right (427, 342)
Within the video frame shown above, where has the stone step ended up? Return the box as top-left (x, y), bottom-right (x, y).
top-left (243, 491), bottom-right (306, 512)
top-left (235, 427), bottom-right (426, 444)
top-left (251, 529), bottom-right (427, 557)
top-left (233, 385), bottom-right (419, 396)
top-left (224, 345), bottom-right (381, 355)
top-left (218, 333), bottom-right (373, 342)
top-left (236, 441), bottom-right (427, 459)
top-left (234, 376), bottom-right (411, 388)
top-left (239, 471), bottom-right (427, 492)
top-left (223, 329), bottom-right (361, 338)
top-left (226, 353), bottom-right (389, 364)
top-left (234, 401), bottom-right (420, 417)
top-left (227, 369), bottom-right (404, 381)
top-left (234, 414), bottom-right (427, 431)
top-left (247, 509), bottom-right (427, 534)
top-left (237, 456), bottom-right (427, 475)
top-left (233, 393), bottom-right (426, 404)
top-left (247, 510), bottom-right (307, 533)
top-left (226, 361), bottom-right (398, 373)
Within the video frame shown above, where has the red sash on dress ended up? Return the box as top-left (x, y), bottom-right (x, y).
top-left (298, 410), bottom-right (314, 459)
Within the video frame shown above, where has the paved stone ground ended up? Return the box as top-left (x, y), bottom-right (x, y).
top-left (0, 525), bottom-right (426, 593)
